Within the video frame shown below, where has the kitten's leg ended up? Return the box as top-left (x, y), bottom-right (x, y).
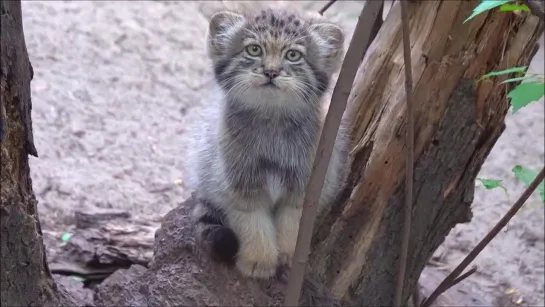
top-left (275, 195), bottom-right (303, 267)
top-left (227, 205), bottom-right (279, 278)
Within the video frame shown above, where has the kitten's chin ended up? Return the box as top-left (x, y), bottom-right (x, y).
top-left (252, 87), bottom-right (289, 100)
top-left (234, 88), bottom-right (303, 110)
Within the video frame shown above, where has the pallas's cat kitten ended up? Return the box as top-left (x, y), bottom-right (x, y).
top-left (184, 8), bottom-right (350, 279)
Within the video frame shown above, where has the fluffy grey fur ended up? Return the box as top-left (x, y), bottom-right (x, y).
top-left (184, 8), bottom-right (351, 279)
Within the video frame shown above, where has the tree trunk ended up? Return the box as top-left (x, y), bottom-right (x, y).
top-left (310, 1), bottom-right (543, 305)
top-left (0, 1), bottom-right (76, 306)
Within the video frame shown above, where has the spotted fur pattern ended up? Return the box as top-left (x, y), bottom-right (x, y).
top-left (184, 8), bottom-right (350, 279)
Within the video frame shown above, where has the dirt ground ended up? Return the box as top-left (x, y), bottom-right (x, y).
top-left (21, 1), bottom-right (544, 306)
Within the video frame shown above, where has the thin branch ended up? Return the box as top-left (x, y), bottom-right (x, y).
top-left (523, 0), bottom-right (545, 22)
top-left (318, 0), bottom-right (337, 16)
top-left (283, 1), bottom-right (384, 306)
top-left (394, 1), bottom-right (415, 306)
top-left (421, 167), bottom-right (545, 307)
top-left (363, 1), bottom-right (384, 64)
top-left (418, 266), bottom-right (478, 306)
top-left (450, 266), bottom-right (478, 288)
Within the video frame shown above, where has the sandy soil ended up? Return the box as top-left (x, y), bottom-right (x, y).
top-left (20, 1), bottom-right (544, 305)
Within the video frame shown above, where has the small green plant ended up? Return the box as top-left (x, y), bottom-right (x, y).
top-left (513, 165), bottom-right (545, 201)
top-left (469, 0), bottom-right (545, 210)
top-left (499, 3), bottom-right (530, 12)
top-left (464, 0), bottom-right (530, 23)
top-left (479, 66), bottom-right (545, 113)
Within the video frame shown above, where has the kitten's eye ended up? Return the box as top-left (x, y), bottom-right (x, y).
top-left (245, 44), bottom-right (262, 57)
top-left (285, 50), bottom-right (303, 62)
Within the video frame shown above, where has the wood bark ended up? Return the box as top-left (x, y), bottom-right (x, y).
top-left (309, 1), bottom-right (543, 305)
top-left (0, 1), bottom-right (77, 306)
top-left (47, 208), bottom-right (157, 284)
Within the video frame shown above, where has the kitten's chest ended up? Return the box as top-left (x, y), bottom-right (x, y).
top-left (257, 124), bottom-right (318, 202)
top-left (225, 114), bottom-right (318, 200)
top-left (252, 120), bottom-right (315, 168)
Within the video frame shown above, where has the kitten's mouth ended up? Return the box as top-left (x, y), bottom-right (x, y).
top-left (262, 80), bottom-right (279, 88)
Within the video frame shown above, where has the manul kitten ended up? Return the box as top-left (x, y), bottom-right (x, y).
top-left (184, 8), bottom-right (350, 279)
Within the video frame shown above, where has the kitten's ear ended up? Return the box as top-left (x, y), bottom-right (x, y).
top-left (308, 23), bottom-right (344, 52)
top-left (308, 23), bottom-right (345, 73)
top-left (207, 11), bottom-right (245, 58)
top-left (209, 11), bottom-right (245, 39)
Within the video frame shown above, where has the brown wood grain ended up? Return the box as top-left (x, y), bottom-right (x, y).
top-left (309, 1), bottom-right (543, 305)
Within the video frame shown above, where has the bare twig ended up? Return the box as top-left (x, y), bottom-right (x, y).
top-left (318, 0), bottom-right (336, 16)
top-left (421, 167), bottom-right (545, 307)
top-left (283, 1), bottom-right (384, 306)
top-left (450, 266), bottom-right (478, 288)
top-left (523, 0), bottom-right (545, 22)
top-left (418, 266), bottom-right (477, 305)
top-left (394, 1), bottom-right (415, 306)
top-left (362, 1), bottom-right (384, 64)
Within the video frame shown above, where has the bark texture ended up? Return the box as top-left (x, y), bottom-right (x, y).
top-left (309, 1), bottom-right (543, 305)
top-left (0, 1), bottom-right (76, 306)
top-left (94, 198), bottom-right (343, 306)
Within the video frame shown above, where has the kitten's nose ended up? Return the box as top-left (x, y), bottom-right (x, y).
top-left (263, 69), bottom-right (279, 80)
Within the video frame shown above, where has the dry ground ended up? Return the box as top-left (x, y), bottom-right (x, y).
top-left (20, 1), bottom-right (544, 305)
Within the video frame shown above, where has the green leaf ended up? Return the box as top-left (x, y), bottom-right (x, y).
top-left (477, 178), bottom-right (503, 190)
top-left (479, 66), bottom-right (527, 80)
top-left (507, 82), bottom-right (545, 113)
top-left (61, 232), bottom-right (72, 243)
top-left (464, 0), bottom-right (512, 23)
top-left (499, 3), bottom-right (530, 12)
top-left (512, 165), bottom-right (545, 201)
top-left (501, 76), bottom-right (539, 84)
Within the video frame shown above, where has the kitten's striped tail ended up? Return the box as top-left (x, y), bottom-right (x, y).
top-left (192, 198), bottom-right (239, 264)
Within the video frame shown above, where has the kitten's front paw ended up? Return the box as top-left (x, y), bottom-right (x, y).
top-left (277, 235), bottom-right (297, 267)
top-left (236, 248), bottom-right (279, 279)
top-left (278, 252), bottom-right (293, 267)
top-left (275, 205), bottom-right (301, 268)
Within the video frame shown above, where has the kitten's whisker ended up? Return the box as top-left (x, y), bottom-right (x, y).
top-left (291, 80), bottom-right (317, 107)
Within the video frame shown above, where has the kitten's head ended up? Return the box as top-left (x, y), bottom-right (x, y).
top-left (206, 9), bottom-right (344, 111)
